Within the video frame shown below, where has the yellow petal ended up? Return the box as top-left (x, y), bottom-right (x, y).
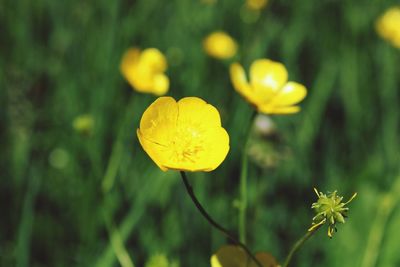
top-left (129, 67), bottom-right (155, 93)
top-left (250, 59), bottom-right (288, 93)
top-left (190, 127), bottom-right (230, 172)
top-left (203, 31), bottom-right (238, 59)
top-left (376, 7), bottom-right (400, 44)
top-left (152, 73), bottom-right (169, 95)
top-left (137, 129), bottom-right (169, 171)
top-left (120, 48), bottom-right (141, 81)
top-left (269, 81), bottom-right (307, 107)
top-left (230, 63), bottom-right (251, 92)
top-left (139, 48), bottom-right (167, 72)
top-left (392, 35), bottom-right (400, 48)
top-left (258, 104), bottom-right (301, 114)
top-left (177, 97), bottom-right (222, 128)
top-left (230, 63), bottom-right (263, 106)
top-left (139, 96), bottom-right (178, 146)
top-left (204, 127), bottom-right (230, 171)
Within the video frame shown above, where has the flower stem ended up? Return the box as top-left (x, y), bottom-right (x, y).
top-left (239, 110), bottom-right (257, 244)
top-left (180, 171), bottom-right (263, 267)
top-left (102, 95), bottom-right (137, 193)
top-left (99, 95), bottom-right (137, 267)
top-left (282, 223), bottom-right (322, 267)
top-left (103, 211), bottom-right (135, 267)
top-left (361, 176), bottom-right (400, 267)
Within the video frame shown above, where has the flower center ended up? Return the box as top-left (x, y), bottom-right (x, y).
top-left (170, 125), bottom-right (205, 163)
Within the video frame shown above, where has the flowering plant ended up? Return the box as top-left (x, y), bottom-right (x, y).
top-left (137, 96), bottom-right (229, 172)
top-left (120, 48), bottom-right (169, 95)
top-left (230, 59), bottom-right (307, 114)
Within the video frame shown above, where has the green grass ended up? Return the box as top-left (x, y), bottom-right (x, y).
top-left (1, 0), bottom-right (400, 266)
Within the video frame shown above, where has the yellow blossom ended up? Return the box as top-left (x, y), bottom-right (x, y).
top-left (376, 7), bottom-right (400, 48)
top-left (137, 96), bottom-right (230, 172)
top-left (230, 59), bottom-right (307, 114)
top-left (120, 47), bottom-right (169, 95)
top-left (246, 0), bottom-right (268, 11)
top-left (72, 114), bottom-right (94, 135)
top-left (203, 31), bottom-right (238, 60)
top-left (211, 245), bottom-right (278, 267)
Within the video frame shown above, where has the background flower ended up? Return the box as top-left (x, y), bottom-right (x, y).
top-left (376, 7), bottom-right (400, 48)
top-left (120, 48), bottom-right (169, 95)
top-left (203, 31), bottom-right (238, 59)
top-left (137, 96), bottom-right (230, 172)
top-left (230, 59), bottom-right (307, 114)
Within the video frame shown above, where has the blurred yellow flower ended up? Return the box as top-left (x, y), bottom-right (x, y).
top-left (230, 59), bottom-right (307, 114)
top-left (246, 0), bottom-right (268, 11)
top-left (211, 245), bottom-right (278, 267)
top-left (203, 31), bottom-right (238, 59)
top-left (376, 7), bottom-right (400, 48)
top-left (137, 96), bottom-right (229, 172)
top-left (72, 114), bottom-right (94, 135)
top-left (120, 48), bottom-right (169, 95)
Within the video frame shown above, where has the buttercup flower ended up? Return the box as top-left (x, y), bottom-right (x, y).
top-left (376, 7), bottom-right (400, 48)
top-left (230, 59), bottom-right (307, 114)
top-left (203, 31), bottom-right (238, 60)
top-left (72, 114), bottom-right (94, 136)
top-left (137, 97), bottom-right (230, 172)
top-left (120, 47), bottom-right (169, 95)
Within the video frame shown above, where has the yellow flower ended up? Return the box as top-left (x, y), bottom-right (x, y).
top-left (120, 48), bottom-right (169, 95)
top-left (376, 7), bottom-right (400, 48)
top-left (203, 31), bottom-right (238, 60)
top-left (230, 59), bottom-right (307, 114)
top-left (246, 0), bottom-right (268, 11)
top-left (137, 96), bottom-right (230, 172)
top-left (72, 114), bottom-right (94, 136)
top-left (211, 245), bottom-right (278, 267)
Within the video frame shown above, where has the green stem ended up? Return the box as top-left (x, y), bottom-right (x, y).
top-left (180, 171), bottom-right (262, 267)
top-left (102, 140), bottom-right (124, 193)
top-left (99, 96), bottom-right (138, 267)
top-left (282, 223), bottom-right (322, 267)
top-left (103, 211), bottom-right (135, 267)
top-left (101, 95), bottom-right (137, 193)
top-left (239, 110), bottom-right (257, 244)
top-left (361, 176), bottom-right (400, 267)
top-left (16, 168), bottom-right (41, 267)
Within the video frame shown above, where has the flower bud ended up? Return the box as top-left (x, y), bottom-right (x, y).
top-left (309, 188), bottom-right (357, 238)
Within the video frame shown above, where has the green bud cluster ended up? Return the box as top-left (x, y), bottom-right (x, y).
top-left (309, 188), bottom-right (357, 238)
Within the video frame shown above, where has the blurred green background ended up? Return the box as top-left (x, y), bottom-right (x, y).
top-left (1, 0), bottom-right (400, 266)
